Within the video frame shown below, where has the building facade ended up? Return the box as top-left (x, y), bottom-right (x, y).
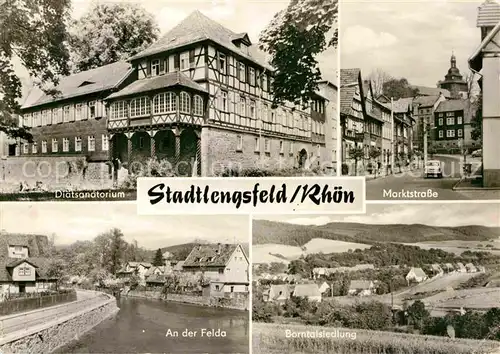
top-left (392, 98), bottom-right (415, 162)
top-left (18, 10), bottom-right (332, 179)
top-left (362, 80), bottom-right (384, 166)
top-left (412, 94), bottom-right (447, 151)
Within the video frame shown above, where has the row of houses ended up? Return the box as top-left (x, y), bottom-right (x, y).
top-left (116, 243), bottom-right (249, 298)
top-left (406, 263), bottom-right (486, 283)
top-left (263, 283), bottom-right (325, 303)
top-left (312, 264), bottom-right (376, 279)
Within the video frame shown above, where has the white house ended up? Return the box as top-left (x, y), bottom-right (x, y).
top-left (456, 262), bottom-right (467, 273)
top-left (182, 243), bottom-right (249, 295)
top-left (406, 267), bottom-right (428, 283)
top-left (465, 263), bottom-right (477, 273)
top-left (266, 284), bottom-right (292, 303)
top-left (292, 283), bottom-right (322, 302)
top-left (116, 262), bottom-right (153, 285)
top-left (348, 280), bottom-right (376, 296)
top-left (318, 281), bottom-right (330, 294)
top-left (431, 264), bottom-right (444, 276)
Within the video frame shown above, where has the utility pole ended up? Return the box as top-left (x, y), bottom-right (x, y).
top-left (390, 97), bottom-right (395, 173)
top-left (423, 117), bottom-right (428, 168)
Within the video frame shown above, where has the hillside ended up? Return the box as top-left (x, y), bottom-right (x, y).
top-left (253, 220), bottom-right (500, 246)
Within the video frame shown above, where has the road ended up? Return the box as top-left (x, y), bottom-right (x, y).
top-left (366, 155), bottom-right (500, 200)
top-left (58, 296), bottom-right (249, 353)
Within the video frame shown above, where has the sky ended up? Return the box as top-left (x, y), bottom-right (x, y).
top-left (340, 0), bottom-right (484, 86)
top-left (0, 203), bottom-right (249, 249)
top-left (254, 203), bottom-right (500, 228)
top-left (16, 0), bottom-right (338, 97)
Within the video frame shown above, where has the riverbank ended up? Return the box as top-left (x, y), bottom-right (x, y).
top-left (125, 290), bottom-right (248, 311)
top-left (0, 291), bottom-right (119, 354)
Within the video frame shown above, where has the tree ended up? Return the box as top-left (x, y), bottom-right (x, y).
top-left (383, 78), bottom-right (419, 100)
top-left (68, 3), bottom-right (159, 72)
top-left (348, 146), bottom-right (364, 176)
top-left (368, 69), bottom-right (393, 97)
top-left (153, 248), bottom-right (164, 266)
top-left (109, 228), bottom-right (126, 275)
top-left (407, 300), bottom-right (430, 330)
top-left (471, 94), bottom-right (482, 145)
top-left (0, 0), bottom-right (71, 140)
top-left (46, 259), bottom-right (66, 291)
top-left (259, 0), bottom-right (338, 108)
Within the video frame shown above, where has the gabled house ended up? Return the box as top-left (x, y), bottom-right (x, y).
top-left (172, 260), bottom-right (185, 272)
top-left (406, 267), bottom-right (428, 283)
top-left (116, 262), bottom-right (153, 285)
top-left (430, 264), bottom-right (444, 276)
top-left (412, 93), bottom-right (447, 151)
top-left (443, 263), bottom-right (455, 273)
top-left (265, 284), bottom-right (292, 303)
top-left (348, 280), bottom-right (376, 296)
top-left (293, 283), bottom-right (322, 302)
top-left (392, 97), bottom-right (415, 160)
top-left (456, 262), bottom-right (467, 273)
top-left (465, 263), bottom-right (477, 273)
top-left (312, 267), bottom-right (327, 279)
top-left (182, 243), bottom-right (249, 295)
top-left (318, 281), bottom-right (330, 294)
top-left (361, 80), bottom-right (384, 167)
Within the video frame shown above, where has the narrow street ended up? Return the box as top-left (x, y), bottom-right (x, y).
top-left (366, 155), bottom-right (500, 200)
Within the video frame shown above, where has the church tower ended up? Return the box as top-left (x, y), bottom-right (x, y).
top-left (438, 52), bottom-right (468, 98)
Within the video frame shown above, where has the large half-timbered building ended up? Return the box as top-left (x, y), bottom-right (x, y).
top-left (18, 10), bottom-right (333, 177)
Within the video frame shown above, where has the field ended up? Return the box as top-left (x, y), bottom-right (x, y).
top-left (253, 322), bottom-right (500, 354)
top-left (406, 272), bottom-right (481, 295)
top-left (403, 240), bottom-right (500, 255)
top-left (253, 239), bottom-right (370, 264)
top-left (422, 287), bottom-right (500, 309)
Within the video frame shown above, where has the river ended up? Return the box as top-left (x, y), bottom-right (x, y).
top-left (58, 297), bottom-right (249, 353)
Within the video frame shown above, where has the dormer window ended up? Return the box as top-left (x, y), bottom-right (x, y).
top-left (151, 59), bottom-right (160, 76)
top-left (79, 81), bottom-right (94, 87)
top-left (180, 53), bottom-right (189, 70)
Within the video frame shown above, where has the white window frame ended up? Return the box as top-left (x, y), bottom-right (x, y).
top-left (52, 138), bottom-right (59, 153)
top-left (112, 101), bottom-right (127, 119)
top-left (193, 95), bottom-right (203, 116)
top-left (75, 137), bottom-right (82, 152)
top-left (279, 140), bottom-right (284, 154)
top-left (179, 92), bottom-right (190, 114)
top-left (254, 137), bottom-right (260, 152)
top-left (458, 129), bottom-right (463, 137)
top-left (23, 143), bottom-right (28, 154)
top-left (439, 130), bottom-right (443, 138)
top-left (180, 53), bottom-right (189, 70)
top-left (239, 62), bottom-right (245, 82)
top-left (102, 134), bottom-right (109, 151)
top-left (130, 97), bottom-right (151, 118)
top-left (41, 140), bottom-right (47, 153)
top-left (219, 53), bottom-right (226, 74)
top-left (264, 138), bottom-right (270, 153)
top-left (438, 118), bottom-right (443, 126)
top-left (221, 91), bottom-right (228, 112)
top-left (249, 100), bottom-right (256, 119)
top-left (32, 142), bottom-right (37, 154)
top-left (88, 101), bottom-right (96, 119)
top-left (239, 96), bottom-right (246, 116)
top-left (75, 103), bottom-right (82, 121)
top-left (446, 117), bottom-right (454, 125)
top-left (151, 59), bottom-right (160, 76)
top-left (236, 135), bottom-right (243, 151)
top-left (457, 116), bottom-right (463, 125)
top-left (88, 136), bottom-right (95, 152)
top-left (249, 67), bottom-right (255, 86)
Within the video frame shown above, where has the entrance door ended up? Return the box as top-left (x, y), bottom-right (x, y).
top-left (19, 282), bottom-right (26, 293)
top-left (298, 149), bottom-right (308, 168)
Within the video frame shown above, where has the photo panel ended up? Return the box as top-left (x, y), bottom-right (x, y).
top-left (340, 0), bottom-right (500, 201)
top-left (0, 203), bottom-right (250, 354)
top-left (1, 0), bottom-right (339, 202)
top-left (252, 203), bottom-right (500, 353)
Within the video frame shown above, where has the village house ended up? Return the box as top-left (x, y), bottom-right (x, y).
top-left (411, 93), bottom-right (447, 152)
top-left (456, 262), bottom-right (467, 273)
top-left (443, 263), bottom-right (455, 273)
top-left (348, 280), bottom-right (376, 296)
top-left (405, 267), bottom-right (428, 283)
top-left (468, 0), bottom-right (500, 187)
top-left (430, 264), bottom-right (444, 276)
top-left (19, 10), bottom-right (334, 180)
top-left (182, 243), bottom-right (249, 296)
top-left (477, 265), bottom-right (486, 272)
top-left (375, 98), bottom-right (393, 173)
top-left (292, 283), bottom-right (322, 302)
top-left (361, 80), bottom-right (384, 170)
top-left (0, 233), bottom-right (59, 295)
top-left (264, 284), bottom-right (292, 303)
top-left (318, 281), bottom-right (330, 295)
top-left (465, 263), bottom-right (478, 273)
top-left (392, 98), bottom-right (415, 162)
top-left (312, 267), bottom-right (327, 279)
top-left (116, 261), bottom-right (153, 285)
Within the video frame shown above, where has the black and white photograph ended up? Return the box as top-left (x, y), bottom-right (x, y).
top-left (0, 0), bottom-right (337, 201)
top-left (340, 0), bottom-right (500, 200)
top-left (0, 203), bottom-right (249, 353)
top-left (252, 204), bottom-right (500, 354)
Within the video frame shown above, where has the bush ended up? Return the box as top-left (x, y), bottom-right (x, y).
top-left (217, 167), bottom-right (326, 177)
top-left (120, 157), bottom-right (176, 188)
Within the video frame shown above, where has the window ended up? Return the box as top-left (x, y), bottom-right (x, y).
top-left (446, 117), bottom-right (454, 125)
top-left (249, 100), bottom-right (256, 118)
top-left (32, 142), bottom-right (37, 154)
top-left (179, 92), bottom-right (190, 113)
top-left (88, 136), bottom-right (95, 151)
top-left (262, 74), bottom-right (267, 90)
top-left (55, 108), bottom-right (62, 123)
top-left (446, 130), bottom-right (455, 138)
top-left (219, 53), bottom-right (226, 74)
top-left (63, 105), bottom-right (71, 122)
top-left (41, 140), bottom-right (47, 153)
top-left (317, 144), bottom-right (321, 157)
top-left (239, 96), bottom-right (246, 116)
top-left (279, 140), bottom-right (284, 154)
top-left (289, 141), bottom-right (294, 154)
top-left (180, 53), bottom-right (189, 70)
top-left (42, 110), bottom-right (48, 125)
top-left (439, 130), bottom-right (443, 138)
top-left (75, 137), bottom-right (82, 151)
top-left (153, 92), bottom-right (176, 114)
top-left (458, 129), bottom-right (463, 137)
top-left (230, 286), bottom-right (234, 293)
top-left (52, 139), bottom-right (59, 152)
top-left (23, 143), bottom-right (28, 154)
top-left (18, 266), bottom-right (31, 276)
top-left (130, 97), bottom-right (151, 117)
top-left (215, 285), bottom-right (220, 291)
top-left (75, 103), bottom-right (82, 121)
top-left (220, 91), bottom-right (228, 111)
top-left (193, 95), bottom-right (203, 116)
top-left (457, 116), bottom-right (463, 125)
top-left (239, 62), bottom-right (245, 82)
top-left (101, 135), bottom-right (109, 152)
top-left (249, 67), bottom-right (255, 85)
top-left (236, 135), bottom-right (243, 151)
top-left (112, 101), bottom-right (127, 119)
top-left (151, 59), bottom-right (160, 76)
top-left (438, 118), bottom-right (443, 126)
top-left (264, 139), bottom-right (270, 153)
top-left (254, 137), bottom-right (260, 152)
top-left (88, 101), bottom-right (96, 119)
top-left (262, 104), bottom-right (268, 122)
top-left (63, 138), bottom-right (69, 152)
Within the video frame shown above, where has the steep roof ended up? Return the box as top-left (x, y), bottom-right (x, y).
top-left (106, 70), bottom-right (208, 100)
top-left (340, 69), bottom-right (363, 116)
top-left (127, 261), bottom-right (153, 268)
top-left (411, 85), bottom-right (451, 98)
top-left (0, 257), bottom-right (60, 281)
top-left (413, 95), bottom-right (441, 108)
top-left (269, 284), bottom-right (291, 300)
top-left (435, 99), bottom-right (468, 113)
top-left (0, 233), bottom-right (50, 258)
top-left (392, 97), bottom-right (413, 113)
top-left (183, 243), bottom-right (240, 268)
top-left (21, 61), bottom-right (133, 109)
top-left (293, 283), bottom-right (321, 298)
top-left (173, 260), bottom-right (185, 271)
top-left (129, 10), bottom-right (272, 71)
top-left (408, 267), bottom-right (427, 278)
top-left (6, 258), bottom-right (39, 268)
top-left (349, 280), bottom-right (373, 290)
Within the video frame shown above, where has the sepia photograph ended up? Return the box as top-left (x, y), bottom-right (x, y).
top-left (0, 0), bottom-right (337, 201)
top-left (340, 0), bottom-right (500, 200)
top-left (252, 203), bottom-right (500, 354)
top-left (0, 203), bottom-right (249, 354)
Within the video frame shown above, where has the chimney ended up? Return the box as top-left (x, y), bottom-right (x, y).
top-left (478, 0), bottom-right (500, 40)
top-left (216, 243), bottom-right (222, 254)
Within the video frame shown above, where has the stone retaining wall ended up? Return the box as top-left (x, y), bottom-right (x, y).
top-left (0, 297), bottom-right (118, 354)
